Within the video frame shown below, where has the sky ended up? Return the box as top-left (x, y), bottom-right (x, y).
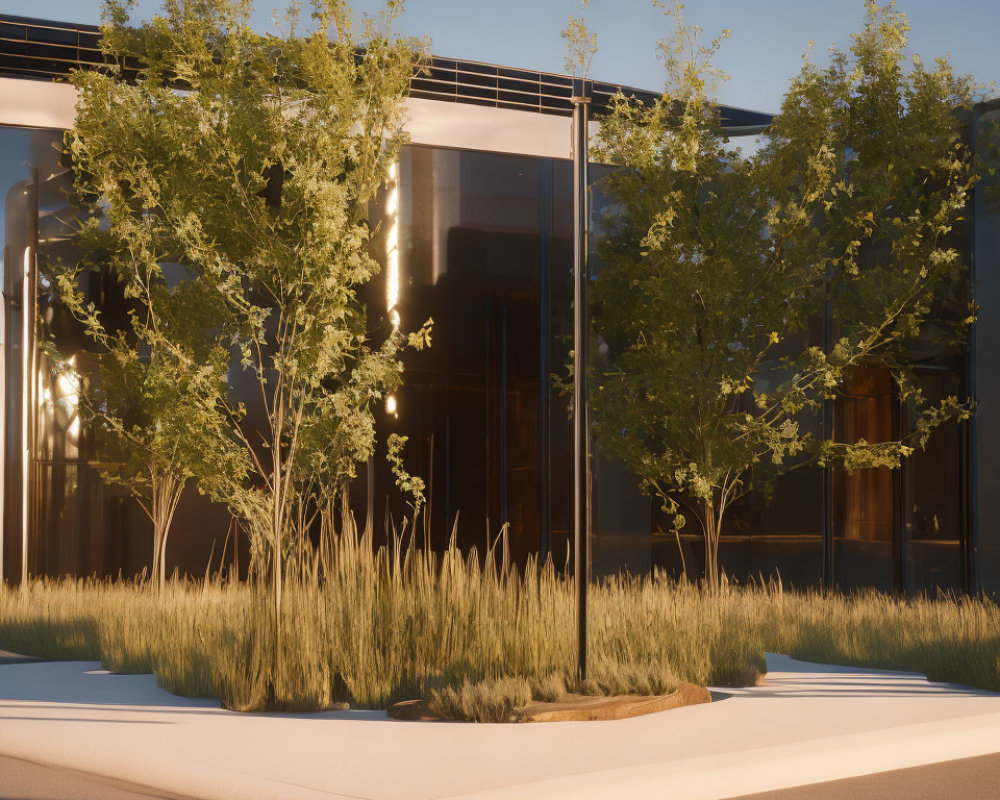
top-left (3, 0), bottom-right (998, 113)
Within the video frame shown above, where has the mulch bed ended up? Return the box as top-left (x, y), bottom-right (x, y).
top-left (387, 682), bottom-right (713, 723)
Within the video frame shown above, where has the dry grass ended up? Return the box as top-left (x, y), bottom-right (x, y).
top-left (762, 586), bottom-right (1000, 689)
top-left (1, 532), bottom-right (998, 718)
top-left (428, 676), bottom-right (533, 722)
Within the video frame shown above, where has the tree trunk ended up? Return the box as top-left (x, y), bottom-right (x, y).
top-left (148, 470), bottom-right (182, 594)
top-left (271, 468), bottom-right (283, 704)
top-left (158, 528), bottom-right (169, 590)
top-left (702, 498), bottom-right (718, 589)
top-left (150, 529), bottom-right (162, 592)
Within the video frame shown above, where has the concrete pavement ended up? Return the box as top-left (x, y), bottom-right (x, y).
top-left (1, 655), bottom-right (1000, 799)
top-left (726, 752), bottom-right (1000, 800)
top-left (0, 650), bottom-right (44, 666)
top-left (0, 754), bottom-right (190, 800)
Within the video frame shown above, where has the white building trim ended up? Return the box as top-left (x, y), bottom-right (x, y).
top-left (0, 77), bottom-right (580, 159)
top-left (0, 78), bottom-right (77, 130)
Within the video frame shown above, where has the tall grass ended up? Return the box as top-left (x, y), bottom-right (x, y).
top-left (1, 528), bottom-right (998, 717)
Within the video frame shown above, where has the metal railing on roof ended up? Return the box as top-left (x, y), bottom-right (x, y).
top-left (0, 13), bottom-right (773, 128)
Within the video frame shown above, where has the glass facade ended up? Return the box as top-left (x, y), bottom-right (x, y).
top-left (973, 105), bottom-right (1000, 595)
top-left (381, 146), bottom-right (550, 562)
top-left (0, 125), bottom-right (117, 581)
top-left (364, 145), bottom-right (648, 574)
top-left (832, 367), bottom-right (897, 592)
top-left (904, 367), bottom-right (965, 594)
top-left (0, 118), bottom-right (983, 593)
top-left (0, 124), bottom-right (228, 582)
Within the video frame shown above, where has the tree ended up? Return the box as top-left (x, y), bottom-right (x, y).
top-left (49, 286), bottom-right (235, 592)
top-left (590, 0), bottom-right (976, 586)
top-left (57, 113), bottom-right (237, 593)
top-left (65, 0), bottom-right (428, 646)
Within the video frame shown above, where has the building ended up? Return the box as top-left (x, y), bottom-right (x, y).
top-left (0, 13), bottom-right (993, 595)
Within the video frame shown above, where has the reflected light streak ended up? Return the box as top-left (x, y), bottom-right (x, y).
top-left (386, 160), bottom-right (400, 419)
top-left (386, 161), bottom-right (400, 321)
top-left (42, 354), bottom-right (81, 442)
top-left (58, 355), bottom-right (81, 441)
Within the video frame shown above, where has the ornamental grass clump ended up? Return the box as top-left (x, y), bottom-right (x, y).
top-left (3, 542), bottom-right (1000, 718)
top-left (0, 528), bottom-right (765, 712)
top-left (762, 588), bottom-right (1000, 691)
top-left (428, 676), bottom-right (533, 723)
top-left (0, 579), bottom-right (101, 660)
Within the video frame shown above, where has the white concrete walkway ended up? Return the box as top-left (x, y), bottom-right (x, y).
top-left (1, 655), bottom-right (999, 800)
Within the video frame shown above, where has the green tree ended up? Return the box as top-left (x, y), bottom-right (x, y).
top-left (64, 0), bottom-right (428, 636)
top-left (50, 286), bottom-right (236, 592)
top-left (591, 1), bottom-right (976, 586)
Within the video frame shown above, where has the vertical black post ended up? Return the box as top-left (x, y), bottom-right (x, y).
top-left (895, 395), bottom-right (908, 596)
top-left (965, 104), bottom-right (980, 596)
top-left (571, 82), bottom-right (592, 681)
top-left (444, 416), bottom-right (452, 536)
top-left (0, 276), bottom-right (5, 585)
top-left (538, 160), bottom-right (553, 560)
top-left (500, 301), bottom-right (509, 527)
top-left (484, 296), bottom-right (492, 531)
top-left (822, 278), bottom-right (834, 590)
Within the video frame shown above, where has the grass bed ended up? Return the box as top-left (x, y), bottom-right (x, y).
top-left (1, 536), bottom-right (998, 718)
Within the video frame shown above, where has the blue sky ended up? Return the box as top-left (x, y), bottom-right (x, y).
top-left (3, 0), bottom-right (998, 113)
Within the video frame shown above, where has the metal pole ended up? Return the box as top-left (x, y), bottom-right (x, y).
top-left (21, 242), bottom-right (34, 585)
top-left (538, 159), bottom-right (552, 561)
top-left (965, 104), bottom-right (980, 596)
top-left (571, 83), bottom-right (592, 682)
top-left (0, 288), bottom-right (5, 584)
top-left (822, 278), bottom-right (834, 590)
